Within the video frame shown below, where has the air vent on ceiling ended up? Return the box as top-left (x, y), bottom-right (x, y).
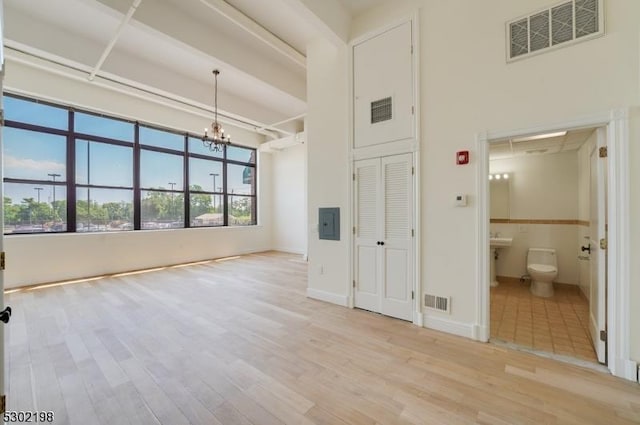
top-left (425, 294), bottom-right (451, 313)
top-left (507, 0), bottom-right (602, 61)
top-left (371, 97), bottom-right (392, 124)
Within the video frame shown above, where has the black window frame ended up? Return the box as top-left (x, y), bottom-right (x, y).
top-left (2, 93), bottom-right (258, 235)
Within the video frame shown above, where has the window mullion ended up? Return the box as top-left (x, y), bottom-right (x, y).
top-left (133, 122), bottom-right (141, 230)
top-left (67, 110), bottom-right (77, 232)
top-left (223, 147), bottom-right (229, 226)
top-left (184, 135), bottom-right (190, 228)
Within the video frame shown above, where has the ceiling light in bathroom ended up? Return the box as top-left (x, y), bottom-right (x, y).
top-left (503, 174), bottom-right (509, 179)
top-left (488, 175), bottom-right (493, 180)
top-left (495, 174), bottom-right (501, 180)
top-left (512, 131), bottom-right (567, 142)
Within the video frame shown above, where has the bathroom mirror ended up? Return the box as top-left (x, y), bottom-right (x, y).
top-left (490, 177), bottom-right (510, 219)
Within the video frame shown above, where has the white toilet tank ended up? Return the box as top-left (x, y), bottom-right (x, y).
top-left (527, 248), bottom-right (557, 267)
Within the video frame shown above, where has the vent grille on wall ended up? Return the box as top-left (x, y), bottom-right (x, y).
top-left (507, 0), bottom-right (602, 61)
top-left (371, 97), bottom-right (392, 124)
top-left (425, 294), bottom-right (451, 313)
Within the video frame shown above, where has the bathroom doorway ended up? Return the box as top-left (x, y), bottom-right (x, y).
top-left (485, 125), bottom-right (607, 365)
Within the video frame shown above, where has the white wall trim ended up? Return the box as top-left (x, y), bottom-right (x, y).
top-left (423, 313), bottom-right (475, 339)
top-left (351, 140), bottom-right (419, 160)
top-left (306, 288), bottom-right (349, 307)
top-left (606, 108), bottom-right (633, 380)
top-left (351, 13), bottom-right (418, 47)
top-left (476, 130), bottom-right (490, 343)
top-left (272, 247), bottom-right (306, 255)
top-left (477, 109), bottom-right (634, 381)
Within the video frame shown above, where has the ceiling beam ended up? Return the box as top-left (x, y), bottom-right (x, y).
top-left (5, 43), bottom-right (292, 138)
top-left (198, 0), bottom-right (306, 69)
top-left (258, 113), bottom-right (306, 131)
top-left (92, 0), bottom-right (306, 102)
top-left (89, 0), bottom-right (142, 81)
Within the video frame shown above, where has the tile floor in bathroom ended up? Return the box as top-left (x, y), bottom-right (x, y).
top-left (490, 278), bottom-right (597, 362)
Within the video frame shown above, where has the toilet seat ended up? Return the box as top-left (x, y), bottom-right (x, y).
top-left (527, 264), bottom-right (557, 274)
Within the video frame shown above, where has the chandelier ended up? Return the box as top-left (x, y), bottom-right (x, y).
top-left (203, 69), bottom-right (231, 152)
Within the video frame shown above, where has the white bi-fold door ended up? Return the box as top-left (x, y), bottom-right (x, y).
top-left (354, 153), bottom-right (414, 321)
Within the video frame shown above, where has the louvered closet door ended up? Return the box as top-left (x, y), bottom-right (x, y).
top-left (354, 159), bottom-right (382, 313)
top-left (380, 154), bottom-right (413, 321)
top-left (354, 154), bottom-right (413, 321)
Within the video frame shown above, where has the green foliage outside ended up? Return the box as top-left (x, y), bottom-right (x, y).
top-left (3, 184), bottom-right (255, 232)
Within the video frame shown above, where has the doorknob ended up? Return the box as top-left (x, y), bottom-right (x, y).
top-left (581, 245), bottom-right (591, 254)
top-left (0, 306), bottom-right (12, 324)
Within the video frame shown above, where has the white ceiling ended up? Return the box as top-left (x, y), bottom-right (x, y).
top-left (3, 0), bottom-right (392, 136)
top-left (339, 0), bottom-right (388, 15)
top-left (225, 0), bottom-right (318, 54)
top-left (3, 0), bottom-right (319, 135)
top-left (489, 128), bottom-right (597, 160)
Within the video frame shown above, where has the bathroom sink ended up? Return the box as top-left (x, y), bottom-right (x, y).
top-left (490, 237), bottom-right (513, 248)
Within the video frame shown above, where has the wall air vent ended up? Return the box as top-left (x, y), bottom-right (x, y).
top-left (507, 0), bottom-right (603, 62)
top-left (371, 97), bottom-right (392, 124)
top-left (425, 294), bottom-right (451, 313)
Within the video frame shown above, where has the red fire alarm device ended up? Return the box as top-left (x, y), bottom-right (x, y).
top-left (456, 150), bottom-right (469, 165)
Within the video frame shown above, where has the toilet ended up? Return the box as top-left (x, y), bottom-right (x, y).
top-left (527, 248), bottom-right (558, 298)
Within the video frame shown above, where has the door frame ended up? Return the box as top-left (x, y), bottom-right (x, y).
top-left (476, 109), bottom-right (636, 381)
top-left (0, 0), bottom-right (6, 410)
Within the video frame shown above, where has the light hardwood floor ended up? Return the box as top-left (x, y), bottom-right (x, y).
top-left (5, 251), bottom-right (640, 424)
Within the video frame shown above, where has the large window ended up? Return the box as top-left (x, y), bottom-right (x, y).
top-left (1, 94), bottom-right (258, 234)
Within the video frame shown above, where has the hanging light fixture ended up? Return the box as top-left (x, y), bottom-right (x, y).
top-left (203, 69), bottom-right (231, 152)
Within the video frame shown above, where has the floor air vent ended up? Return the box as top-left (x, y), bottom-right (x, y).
top-left (425, 294), bottom-right (451, 313)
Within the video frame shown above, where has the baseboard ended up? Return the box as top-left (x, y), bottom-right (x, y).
top-left (413, 311), bottom-right (423, 327)
top-left (422, 313), bottom-right (475, 339)
top-left (496, 275), bottom-right (579, 289)
top-left (272, 246), bottom-right (306, 255)
top-left (472, 324), bottom-right (489, 342)
top-left (624, 359), bottom-right (638, 382)
top-left (611, 357), bottom-right (638, 382)
top-left (306, 288), bottom-right (349, 307)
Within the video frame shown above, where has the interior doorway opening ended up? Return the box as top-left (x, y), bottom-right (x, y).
top-left (484, 124), bottom-right (609, 366)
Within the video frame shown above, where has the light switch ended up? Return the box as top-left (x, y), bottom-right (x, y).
top-left (454, 194), bottom-right (467, 207)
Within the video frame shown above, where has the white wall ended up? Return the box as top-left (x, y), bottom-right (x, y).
top-left (271, 143), bottom-right (307, 254)
top-left (491, 222), bottom-right (578, 285)
top-left (491, 151), bottom-right (578, 220)
top-left (3, 57), bottom-right (274, 288)
top-left (305, 38), bottom-right (350, 305)
top-left (490, 151), bottom-right (579, 284)
top-left (346, 0), bottom-right (640, 361)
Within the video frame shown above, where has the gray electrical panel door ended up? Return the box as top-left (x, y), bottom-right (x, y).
top-left (319, 208), bottom-right (340, 241)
